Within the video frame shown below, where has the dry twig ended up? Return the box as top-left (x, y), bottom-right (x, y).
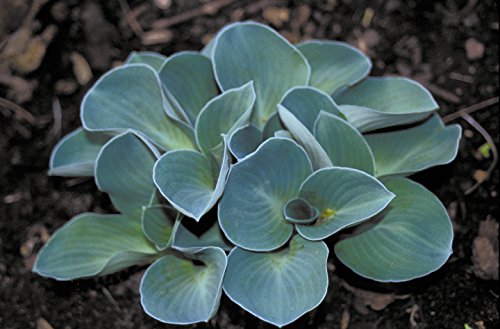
top-left (442, 96), bottom-right (499, 123)
top-left (0, 96), bottom-right (36, 124)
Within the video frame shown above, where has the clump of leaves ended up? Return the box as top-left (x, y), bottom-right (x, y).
top-left (35, 21), bottom-right (461, 327)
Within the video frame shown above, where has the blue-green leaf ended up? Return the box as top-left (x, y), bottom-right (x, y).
top-left (228, 124), bottom-right (263, 160)
top-left (81, 64), bottom-right (196, 151)
top-left (195, 81), bottom-right (255, 154)
top-left (365, 114), bottom-right (462, 177)
top-left (159, 52), bottom-right (219, 125)
top-left (262, 112), bottom-right (284, 139)
top-left (173, 220), bottom-right (232, 251)
top-left (336, 77), bottom-right (438, 132)
top-left (34, 213), bottom-right (157, 280)
top-left (140, 247), bottom-right (227, 324)
top-left (49, 128), bottom-right (111, 177)
top-left (95, 132), bottom-right (157, 218)
top-left (219, 137), bottom-right (312, 251)
top-left (298, 40), bottom-right (372, 95)
top-left (142, 205), bottom-right (177, 250)
top-left (314, 111), bottom-right (375, 174)
top-left (335, 177), bottom-right (454, 282)
top-left (213, 21), bottom-right (310, 128)
top-left (296, 167), bottom-right (394, 241)
top-left (278, 105), bottom-right (332, 171)
top-left (280, 86), bottom-right (343, 132)
top-left (125, 51), bottom-right (167, 71)
top-left (223, 235), bottom-right (329, 327)
top-left (154, 143), bottom-right (230, 221)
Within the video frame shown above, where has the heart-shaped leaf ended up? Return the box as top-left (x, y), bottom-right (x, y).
top-left (314, 112), bottom-right (375, 174)
top-left (49, 128), bottom-right (111, 176)
top-left (81, 64), bottom-right (196, 151)
top-left (365, 114), bottom-right (462, 177)
top-left (336, 77), bottom-right (438, 132)
top-left (223, 235), bottom-right (329, 327)
top-left (140, 247), bottom-right (227, 324)
top-left (334, 177), bottom-right (454, 282)
top-left (95, 132), bottom-right (157, 218)
top-left (228, 124), bottom-right (263, 160)
top-left (34, 213), bottom-right (157, 280)
top-left (195, 81), bottom-right (255, 154)
top-left (154, 142), bottom-right (230, 221)
top-left (142, 205), bottom-right (177, 250)
top-left (297, 40), bottom-right (372, 95)
top-left (278, 105), bottom-right (333, 171)
top-left (125, 51), bottom-right (167, 71)
top-left (296, 167), bottom-right (394, 241)
top-left (213, 21), bottom-right (310, 128)
top-left (173, 220), bottom-right (232, 251)
top-left (280, 86), bottom-right (343, 132)
top-left (218, 137), bottom-right (312, 251)
top-left (159, 52), bottom-right (219, 125)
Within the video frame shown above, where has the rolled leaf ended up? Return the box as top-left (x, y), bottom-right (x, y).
top-left (296, 167), bottom-right (394, 241)
top-left (140, 247), bottom-right (227, 324)
top-left (298, 40), bottom-right (372, 95)
top-left (195, 81), bottom-right (255, 154)
top-left (218, 137), bottom-right (312, 251)
top-left (314, 111), bottom-right (375, 174)
top-left (142, 205), bottom-right (177, 250)
top-left (212, 21), bottom-right (310, 128)
top-left (335, 177), bottom-right (454, 282)
top-left (228, 124), bottom-right (263, 160)
top-left (49, 128), bottom-right (111, 177)
top-left (280, 86), bottom-right (343, 132)
top-left (154, 143), bottom-right (230, 221)
top-left (365, 114), bottom-right (462, 177)
top-left (159, 52), bottom-right (219, 125)
top-left (95, 132), bottom-right (157, 218)
top-left (278, 105), bottom-right (332, 171)
top-left (34, 213), bottom-right (157, 280)
top-left (81, 64), bottom-right (196, 151)
top-left (125, 51), bottom-right (167, 71)
top-left (336, 77), bottom-right (438, 132)
top-left (223, 235), bottom-right (329, 327)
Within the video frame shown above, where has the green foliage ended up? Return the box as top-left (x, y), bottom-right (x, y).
top-left (37, 22), bottom-right (461, 327)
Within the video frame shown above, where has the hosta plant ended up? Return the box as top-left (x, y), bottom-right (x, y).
top-left (35, 21), bottom-right (461, 327)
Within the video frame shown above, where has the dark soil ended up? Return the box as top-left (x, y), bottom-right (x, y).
top-left (1, 1), bottom-right (498, 328)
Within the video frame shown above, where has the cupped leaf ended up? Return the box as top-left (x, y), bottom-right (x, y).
top-left (314, 111), bottom-right (375, 174)
top-left (284, 197), bottom-right (319, 225)
top-left (142, 205), bottom-right (177, 250)
top-left (125, 51), bottom-right (167, 71)
top-left (278, 105), bottom-right (332, 171)
top-left (49, 128), bottom-right (111, 176)
top-left (159, 52), bottom-right (219, 125)
top-left (262, 112), bottom-right (284, 139)
top-left (173, 220), bottom-right (232, 251)
top-left (195, 81), bottom-right (255, 154)
top-left (365, 114), bottom-right (462, 177)
top-left (95, 132), bottom-right (157, 218)
top-left (228, 124), bottom-right (263, 160)
top-left (213, 21), bottom-right (310, 128)
top-left (223, 235), bottom-right (329, 327)
top-left (154, 143), bottom-right (230, 221)
top-left (336, 77), bottom-right (438, 132)
top-left (334, 177), bottom-right (454, 282)
top-left (297, 40), bottom-right (372, 95)
top-left (81, 64), bottom-right (196, 151)
top-left (218, 137), bottom-right (312, 251)
top-left (280, 86), bottom-right (343, 132)
top-left (34, 213), bottom-right (157, 280)
top-left (140, 247), bottom-right (227, 324)
top-left (296, 167), bottom-right (394, 241)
